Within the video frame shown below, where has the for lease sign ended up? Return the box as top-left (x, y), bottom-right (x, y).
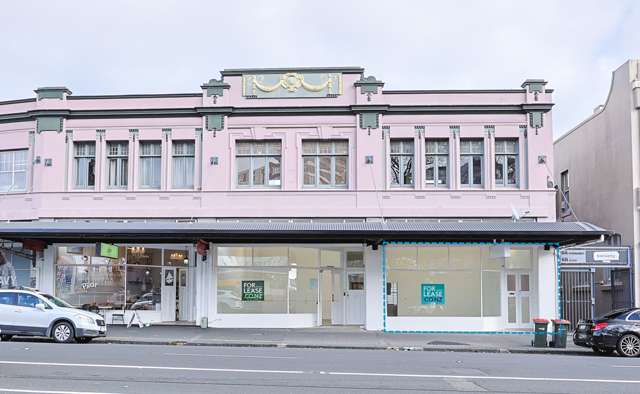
top-left (242, 280), bottom-right (265, 301)
top-left (421, 283), bottom-right (445, 305)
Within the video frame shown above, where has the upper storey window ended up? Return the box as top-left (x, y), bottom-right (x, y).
top-left (139, 141), bottom-right (161, 189)
top-left (425, 139), bottom-right (449, 187)
top-left (236, 140), bottom-right (281, 188)
top-left (495, 139), bottom-right (519, 187)
top-left (73, 142), bottom-right (96, 189)
top-left (0, 149), bottom-right (27, 192)
top-left (107, 141), bottom-right (128, 189)
top-left (460, 139), bottom-right (483, 187)
top-left (172, 141), bottom-right (195, 189)
top-left (390, 139), bottom-right (414, 187)
top-left (302, 140), bottom-right (348, 188)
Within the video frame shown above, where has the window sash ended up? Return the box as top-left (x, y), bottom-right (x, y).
top-left (0, 150), bottom-right (27, 192)
top-left (73, 142), bottom-right (96, 189)
top-left (426, 154), bottom-right (448, 186)
top-left (390, 140), bottom-right (414, 186)
top-left (302, 141), bottom-right (348, 188)
top-left (495, 154), bottom-right (518, 186)
top-left (236, 141), bottom-right (282, 187)
top-left (172, 141), bottom-right (195, 189)
top-left (460, 154), bottom-right (483, 186)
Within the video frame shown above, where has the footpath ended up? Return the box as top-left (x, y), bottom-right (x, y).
top-left (96, 325), bottom-right (592, 355)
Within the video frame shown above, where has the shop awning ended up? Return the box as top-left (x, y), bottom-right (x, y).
top-left (0, 220), bottom-right (610, 246)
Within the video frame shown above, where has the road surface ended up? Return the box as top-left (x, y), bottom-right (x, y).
top-left (0, 340), bottom-right (639, 393)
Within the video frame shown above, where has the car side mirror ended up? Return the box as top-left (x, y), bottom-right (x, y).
top-left (35, 303), bottom-right (46, 311)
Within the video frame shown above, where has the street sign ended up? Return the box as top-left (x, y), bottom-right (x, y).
top-left (421, 283), bottom-right (445, 305)
top-left (560, 247), bottom-right (630, 268)
top-left (96, 243), bottom-right (119, 259)
top-left (242, 280), bottom-right (265, 301)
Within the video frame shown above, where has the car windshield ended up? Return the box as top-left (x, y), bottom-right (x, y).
top-left (40, 293), bottom-right (73, 308)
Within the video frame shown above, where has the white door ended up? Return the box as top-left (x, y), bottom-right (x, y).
top-left (177, 268), bottom-right (188, 321)
top-left (331, 269), bottom-right (344, 325)
top-left (345, 272), bottom-right (365, 325)
top-left (161, 268), bottom-right (176, 322)
top-left (506, 272), bottom-right (531, 326)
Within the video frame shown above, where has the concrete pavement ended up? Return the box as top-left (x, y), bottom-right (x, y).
top-left (87, 325), bottom-right (592, 355)
top-left (0, 341), bottom-right (638, 393)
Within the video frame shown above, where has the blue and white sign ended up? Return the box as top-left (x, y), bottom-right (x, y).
top-left (421, 283), bottom-right (445, 305)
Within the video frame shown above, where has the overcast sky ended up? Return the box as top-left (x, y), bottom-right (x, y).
top-left (1, 0), bottom-right (638, 136)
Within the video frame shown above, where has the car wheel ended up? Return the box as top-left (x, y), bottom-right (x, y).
top-left (0, 334), bottom-right (13, 342)
top-left (592, 346), bottom-right (614, 356)
top-left (52, 322), bottom-right (75, 343)
top-left (616, 334), bottom-right (640, 357)
top-left (76, 337), bottom-right (93, 344)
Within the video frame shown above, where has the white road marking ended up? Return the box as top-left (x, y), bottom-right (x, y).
top-left (162, 352), bottom-right (296, 359)
top-left (444, 377), bottom-right (487, 392)
top-left (328, 371), bottom-right (640, 384)
top-left (611, 365), bottom-right (640, 368)
top-left (0, 360), bottom-right (303, 375)
top-left (0, 389), bottom-right (123, 394)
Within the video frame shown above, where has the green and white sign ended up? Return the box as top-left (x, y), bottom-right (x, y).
top-left (421, 283), bottom-right (445, 305)
top-left (242, 280), bottom-right (265, 301)
top-left (96, 243), bottom-right (119, 259)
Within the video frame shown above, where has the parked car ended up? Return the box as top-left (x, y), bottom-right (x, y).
top-left (573, 307), bottom-right (640, 357)
top-left (0, 288), bottom-right (106, 343)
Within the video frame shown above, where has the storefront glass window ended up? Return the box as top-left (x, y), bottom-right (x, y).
top-left (0, 251), bottom-right (36, 289)
top-left (386, 245), bottom-right (529, 318)
top-left (55, 245), bottom-right (192, 313)
top-left (216, 246), bottom-right (320, 314)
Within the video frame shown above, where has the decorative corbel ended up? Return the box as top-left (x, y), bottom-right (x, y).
top-left (206, 115), bottom-right (225, 137)
top-left (359, 112), bottom-right (380, 136)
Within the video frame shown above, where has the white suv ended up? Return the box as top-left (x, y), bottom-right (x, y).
top-left (0, 288), bottom-right (106, 343)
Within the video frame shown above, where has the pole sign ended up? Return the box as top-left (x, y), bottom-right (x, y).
top-left (560, 247), bottom-right (631, 268)
top-left (96, 243), bottom-right (119, 259)
top-left (421, 283), bottom-right (445, 305)
top-left (242, 280), bottom-right (265, 301)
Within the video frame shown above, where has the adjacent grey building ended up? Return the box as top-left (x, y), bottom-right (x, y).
top-left (554, 59), bottom-right (640, 314)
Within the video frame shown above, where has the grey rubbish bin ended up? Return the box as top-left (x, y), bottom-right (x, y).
top-left (550, 319), bottom-right (570, 348)
top-left (532, 318), bottom-right (549, 347)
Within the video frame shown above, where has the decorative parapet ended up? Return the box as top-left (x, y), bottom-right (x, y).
top-left (34, 86), bottom-right (72, 100)
top-left (521, 79), bottom-right (548, 102)
top-left (354, 76), bottom-right (384, 101)
top-left (201, 79), bottom-right (230, 104)
top-left (240, 71), bottom-right (343, 98)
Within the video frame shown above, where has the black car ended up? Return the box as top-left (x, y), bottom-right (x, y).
top-left (573, 308), bottom-right (640, 357)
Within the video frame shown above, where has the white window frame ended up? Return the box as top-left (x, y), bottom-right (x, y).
top-left (494, 138), bottom-right (519, 187)
top-left (460, 139), bottom-right (484, 187)
top-left (106, 141), bottom-right (128, 189)
top-left (390, 139), bottom-right (415, 187)
top-left (139, 141), bottom-right (162, 189)
top-left (425, 139), bottom-right (449, 187)
top-left (73, 142), bottom-right (96, 190)
top-left (235, 140), bottom-right (282, 188)
top-left (171, 140), bottom-right (195, 189)
top-left (0, 149), bottom-right (27, 192)
top-left (302, 140), bottom-right (348, 188)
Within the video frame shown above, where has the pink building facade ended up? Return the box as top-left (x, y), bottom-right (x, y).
top-left (0, 67), bottom-right (606, 331)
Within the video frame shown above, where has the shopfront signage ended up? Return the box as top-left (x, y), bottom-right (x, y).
top-left (242, 280), bottom-right (264, 301)
top-left (96, 243), bottom-right (119, 259)
top-left (421, 283), bottom-right (445, 305)
top-left (164, 269), bottom-right (175, 286)
top-left (560, 247), bottom-right (630, 268)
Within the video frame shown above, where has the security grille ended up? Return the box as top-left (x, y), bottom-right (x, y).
top-left (560, 269), bottom-right (594, 328)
